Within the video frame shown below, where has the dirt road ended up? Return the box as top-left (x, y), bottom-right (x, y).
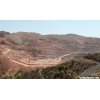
top-left (2, 48), bottom-right (71, 68)
top-left (3, 48), bottom-right (11, 55)
top-left (2, 48), bottom-right (32, 67)
top-left (59, 53), bottom-right (71, 61)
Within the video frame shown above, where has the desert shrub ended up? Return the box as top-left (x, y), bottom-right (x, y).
top-left (68, 59), bottom-right (97, 74)
top-left (84, 53), bottom-right (100, 62)
top-left (14, 62), bottom-right (77, 79)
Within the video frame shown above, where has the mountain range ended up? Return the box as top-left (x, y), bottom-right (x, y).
top-left (0, 31), bottom-right (100, 78)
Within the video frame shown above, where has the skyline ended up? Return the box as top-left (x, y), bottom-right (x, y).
top-left (0, 20), bottom-right (100, 37)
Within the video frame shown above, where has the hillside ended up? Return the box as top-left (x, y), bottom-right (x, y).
top-left (3, 32), bottom-right (100, 56)
top-left (0, 31), bottom-right (100, 78)
top-left (13, 58), bottom-right (97, 79)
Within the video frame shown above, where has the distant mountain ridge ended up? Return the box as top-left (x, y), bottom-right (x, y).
top-left (0, 31), bottom-right (100, 57)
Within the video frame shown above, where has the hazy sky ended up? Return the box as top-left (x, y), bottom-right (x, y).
top-left (0, 20), bottom-right (100, 37)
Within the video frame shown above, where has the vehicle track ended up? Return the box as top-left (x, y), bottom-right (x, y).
top-left (2, 48), bottom-right (71, 68)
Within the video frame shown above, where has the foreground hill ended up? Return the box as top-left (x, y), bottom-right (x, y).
top-left (5, 58), bottom-right (97, 79)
